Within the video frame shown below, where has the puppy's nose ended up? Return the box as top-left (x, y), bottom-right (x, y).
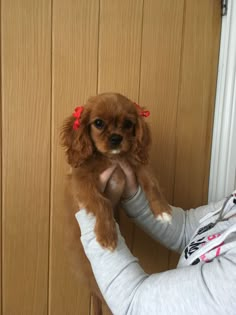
top-left (110, 134), bottom-right (123, 146)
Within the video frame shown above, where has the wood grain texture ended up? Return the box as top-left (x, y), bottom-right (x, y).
top-left (133, 0), bottom-right (184, 273)
top-left (0, 0), bottom-right (222, 313)
top-left (50, 1), bottom-right (99, 314)
top-left (99, 0), bottom-right (143, 99)
top-left (140, 0), bottom-right (185, 201)
top-left (1, 0), bottom-right (51, 314)
top-left (0, 2), bottom-right (3, 315)
top-left (90, 295), bottom-right (111, 315)
top-left (0, 1), bottom-right (2, 311)
top-left (98, 0), bottom-right (144, 264)
top-left (173, 0), bottom-right (221, 209)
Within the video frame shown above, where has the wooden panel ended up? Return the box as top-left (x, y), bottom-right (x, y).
top-left (0, 133), bottom-right (1, 308)
top-left (139, 0), bottom-right (184, 201)
top-left (98, 0), bottom-right (144, 262)
top-left (50, 1), bottom-right (99, 314)
top-left (0, 1), bottom-right (2, 311)
top-left (90, 296), bottom-right (111, 315)
top-left (0, 0), bottom-right (222, 313)
top-left (133, 0), bottom-right (185, 273)
top-left (174, 0), bottom-right (221, 209)
top-left (1, 1), bottom-right (51, 314)
top-left (99, 0), bottom-right (143, 99)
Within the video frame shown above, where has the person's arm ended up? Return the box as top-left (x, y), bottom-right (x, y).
top-left (121, 186), bottom-right (225, 253)
top-left (76, 210), bottom-right (235, 315)
top-left (117, 160), bottom-right (225, 253)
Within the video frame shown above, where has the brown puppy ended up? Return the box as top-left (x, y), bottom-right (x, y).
top-left (61, 92), bottom-right (171, 311)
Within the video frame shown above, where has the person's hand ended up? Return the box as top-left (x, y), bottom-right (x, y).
top-left (99, 165), bottom-right (125, 209)
top-left (99, 161), bottom-right (139, 206)
top-left (78, 162), bottom-right (138, 210)
top-left (77, 165), bottom-right (118, 210)
top-left (118, 160), bottom-right (138, 200)
top-left (99, 165), bottom-right (118, 193)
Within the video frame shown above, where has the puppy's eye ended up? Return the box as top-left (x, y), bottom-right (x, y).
top-left (94, 119), bottom-right (105, 129)
top-left (123, 120), bottom-right (133, 129)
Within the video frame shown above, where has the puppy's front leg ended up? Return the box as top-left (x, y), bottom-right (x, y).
top-left (77, 189), bottom-right (117, 250)
top-left (149, 184), bottom-right (172, 222)
top-left (137, 169), bottom-right (172, 222)
top-left (73, 171), bottom-right (119, 250)
top-left (94, 198), bottom-right (117, 251)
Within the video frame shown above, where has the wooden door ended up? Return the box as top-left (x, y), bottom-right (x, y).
top-left (0, 1), bottom-right (221, 314)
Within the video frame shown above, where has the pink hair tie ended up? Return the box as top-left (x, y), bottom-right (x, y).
top-left (134, 103), bottom-right (150, 117)
top-left (73, 106), bottom-right (84, 130)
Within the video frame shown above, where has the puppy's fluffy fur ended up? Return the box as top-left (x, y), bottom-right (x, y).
top-left (61, 93), bottom-right (171, 305)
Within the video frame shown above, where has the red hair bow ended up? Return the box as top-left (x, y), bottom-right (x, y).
top-left (134, 103), bottom-right (150, 117)
top-left (73, 106), bottom-right (84, 130)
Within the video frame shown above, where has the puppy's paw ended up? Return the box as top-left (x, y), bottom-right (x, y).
top-left (149, 200), bottom-right (172, 223)
top-left (156, 212), bottom-right (172, 223)
top-left (96, 232), bottom-right (118, 251)
top-left (95, 221), bottom-right (118, 251)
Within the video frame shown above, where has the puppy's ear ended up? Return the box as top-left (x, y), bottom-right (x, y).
top-left (60, 107), bottom-right (93, 167)
top-left (133, 116), bottom-right (151, 164)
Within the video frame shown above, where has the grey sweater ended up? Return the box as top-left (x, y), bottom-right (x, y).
top-left (76, 187), bottom-right (236, 315)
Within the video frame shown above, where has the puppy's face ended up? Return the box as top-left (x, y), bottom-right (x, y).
top-left (89, 95), bottom-right (137, 155)
top-left (61, 93), bottom-right (151, 167)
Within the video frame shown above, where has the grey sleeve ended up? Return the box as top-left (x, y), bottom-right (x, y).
top-left (121, 186), bottom-right (224, 253)
top-left (76, 210), bottom-right (235, 315)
